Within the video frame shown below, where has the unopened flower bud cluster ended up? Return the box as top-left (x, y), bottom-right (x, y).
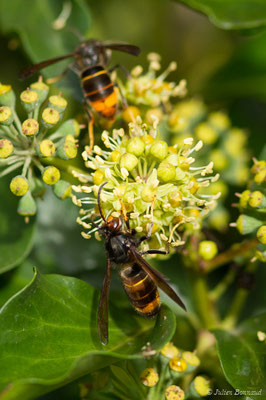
top-left (73, 116), bottom-right (220, 250)
top-left (232, 159), bottom-right (266, 262)
top-left (0, 79), bottom-right (80, 217)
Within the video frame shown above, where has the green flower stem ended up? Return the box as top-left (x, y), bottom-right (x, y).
top-left (201, 238), bottom-right (259, 274)
top-left (209, 268), bottom-right (236, 302)
top-left (0, 161), bottom-right (24, 177)
top-left (1, 125), bottom-right (21, 145)
top-left (33, 106), bottom-right (40, 121)
top-left (151, 362), bottom-right (167, 399)
top-left (222, 289), bottom-right (248, 329)
top-left (12, 109), bottom-right (24, 136)
top-left (22, 156), bottom-right (31, 177)
top-left (189, 273), bottom-right (220, 329)
top-left (222, 262), bottom-right (259, 329)
top-left (42, 157), bottom-right (92, 181)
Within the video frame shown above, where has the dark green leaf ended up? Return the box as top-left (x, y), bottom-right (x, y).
top-left (0, 270), bottom-right (176, 400)
top-left (0, 178), bottom-right (36, 274)
top-left (0, 0), bottom-right (91, 77)
top-left (176, 0), bottom-right (266, 30)
top-left (0, 261), bottom-right (34, 307)
top-left (213, 313), bottom-right (266, 399)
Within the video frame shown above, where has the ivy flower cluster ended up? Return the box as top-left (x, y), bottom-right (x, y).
top-left (72, 117), bottom-right (220, 250)
top-left (0, 80), bottom-right (80, 218)
top-left (165, 99), bottom-right (250, 231)
top-left (232, 158), bottom-right (266, 262)
top-left (121, 52), bottom-right (187, 109)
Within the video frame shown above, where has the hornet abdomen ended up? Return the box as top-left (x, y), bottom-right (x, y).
top-left (81, 65), bottom-right (118, 119)
top-left (120, 263), bottom-right (160, 318)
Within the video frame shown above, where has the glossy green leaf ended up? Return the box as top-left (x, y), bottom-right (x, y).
top-left (0, 0), bottom-right (91, 77)
top-left (0, 270), bottom-right (176, 400)
top-left (0, 179), bottom-right (36, 274)
top-left (213, 313), bottom-right (266, 399)
top-left (176, 0), bottom-right (266, 30)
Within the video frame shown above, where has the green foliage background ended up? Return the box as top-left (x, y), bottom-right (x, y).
top-left (0, 0), bottom-right (266, 399)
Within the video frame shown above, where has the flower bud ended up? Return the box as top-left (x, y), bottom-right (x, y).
top-left (141, 185), bottom-right (156, 202)
top-left (42, 166), bottom-right (60, 185)
top-left (257, 225), bottom-right (266, 244)
top-left (110, 149), bottom-right (121, 162)
top-left (30, 80), bottom-right (49, 104)
top-left (22, 118), bottom-right (39, 136)
top-left (254, 169), bottom-right (266, 184)
top-left (209, 181), bottom-right (228, 198)
top-left (53, 180), bottom-right (72, 199)
top-left (56, 119), bottom-right (80, 137)
top-left (239, 190), bottom-right (251, 208)
top-left (41, 107), bottom-right (60, 129)
top-left (210, 149), bottom-right (228, 170)
top-left (10, 176), bottom-right (29, 196)
top-left (0, 106), bottom-right (13, 125)
top-left (145, 108), bottom-right (163, 124)
top-left (57, 137), bottom-right (77, 159)
top-left (175, 167), bottom-right (186, 182)
top-left (158, 162), bottom-right (176, 182)
top-left (150, 140), bottom-right (168, 160)
top-left (127, 137), bottom-right (145, 156)
top-left (182, 351), bottom-right (200, 372)
top-left (122, 106), bottom-right (140, 123)
top-left (165, 385), bottom-right (185, 400)
top-left (168, 190), bottom-right (182, 207)
top-left (178, 156), bottom-right (190, 171)
top-left (38, 139), bottom-right (56, 157)
top-left (195, 122), bottom-right (218, 145)
top-left (189, 376), bottom-right (211, 397)
top-left (249, 191), bottom-right (266, 209)
top-left (140, 368), bottom-right (159, 387)
top-left (169, 356), bottom-right (187, 374)
top-left (209, 111), bottom-right (230, 131)
top-left (236, 214), bottom-right (262, 235)
top-left (20, 89), bottom-right (38, 113)
top-left (198, 241), bottom-right (218, 260)
top-left (93, 169), bottom-right (105, 185)
top-left (119, 153), bottom-right (138, 171)
top-left (0, 84), bottom-right (16, 107)
top-left (0, 138), bottom-right (13, 158)
top-left (161, 342), bottom-right (179, 359)
top-left (17, 191), bottom-right (37, 216)
top-left (48, 94), bottom-right (67, 113)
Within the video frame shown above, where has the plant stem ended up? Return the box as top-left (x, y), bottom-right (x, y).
top-left (189, 273), bottom-right (220, 329)
top-left (201, 238), bottom-right (259, 274)
top-left (222, 289), bottom-right (248, 329)
top-left (209, 268), bottom-right (236, 302)
top-left (222, 262), bottom-right (259, 329)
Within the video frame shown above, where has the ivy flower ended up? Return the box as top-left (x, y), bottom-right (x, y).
top-left (72, 117), bottom-right (220, 250)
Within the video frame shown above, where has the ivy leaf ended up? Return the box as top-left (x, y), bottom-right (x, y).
top-left (0, 270), bottom-right (176, 400)
top-left (0, 0), bottom-right (91, 77)
top-left (213, 313), bottom-right (266, 399)
top-left (0, 178), bottom-right (36, 274)
top-left (175, 0), bottom-right (266, 30)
